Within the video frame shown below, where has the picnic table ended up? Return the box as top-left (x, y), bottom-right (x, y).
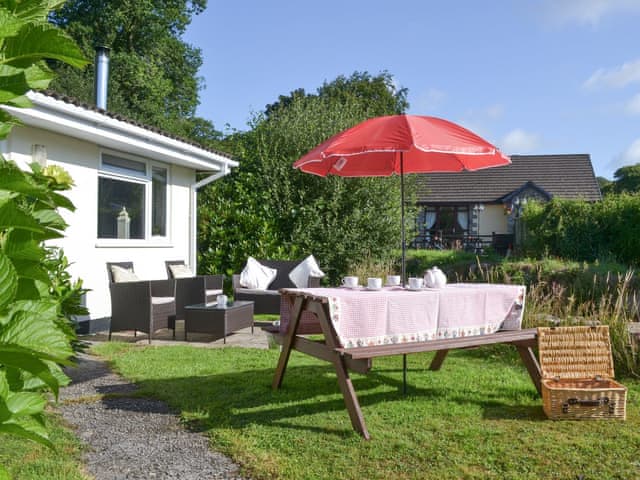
top-left (272, 284), bottom-right (541, 440)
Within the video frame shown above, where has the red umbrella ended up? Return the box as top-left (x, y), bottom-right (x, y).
top-left (293, 114), bottom-right (510, 284)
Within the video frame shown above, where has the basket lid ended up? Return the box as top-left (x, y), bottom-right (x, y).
top-left (537, 326), bottom-right (615, 380)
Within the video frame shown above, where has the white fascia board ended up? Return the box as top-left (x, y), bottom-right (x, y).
top-left (3, 91), bottom-right (239, 171)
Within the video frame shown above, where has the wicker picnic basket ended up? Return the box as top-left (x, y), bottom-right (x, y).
top-left (538, 325), bottom-right (627, 420)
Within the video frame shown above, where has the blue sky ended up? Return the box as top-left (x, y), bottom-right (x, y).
top-left (184, 0), bottom-right (640, 179)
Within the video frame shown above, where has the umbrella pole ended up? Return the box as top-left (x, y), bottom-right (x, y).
top-left (400, 152), bottom-right (406, 287)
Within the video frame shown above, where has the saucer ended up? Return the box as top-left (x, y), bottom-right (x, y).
top-left (385, 283), bottom-right (401, 288)
top-left (365, 286), bottom-right (382, 291)
top-left (405, 286), bottom-right (423, 291)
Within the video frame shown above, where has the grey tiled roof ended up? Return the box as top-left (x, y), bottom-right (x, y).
top-left (39, 90), bottom-right (236, 161)
top-left (415, 154), bottom-right (602, 204)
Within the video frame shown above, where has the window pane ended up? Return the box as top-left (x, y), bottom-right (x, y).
top-left (102, 154), bottom-right (146, 175)
top-left (98, 177), bottom-right (145, 239)
top-left (151, 167), bottom-right (167, 236)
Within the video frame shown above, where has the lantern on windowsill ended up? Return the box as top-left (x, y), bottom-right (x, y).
top-left (117, 206), bottom-right (131, 239)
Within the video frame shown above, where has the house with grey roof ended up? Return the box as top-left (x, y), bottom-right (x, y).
top-left (1, 65), bottom-right (237, 332)
top-left (413, 154), bottom-right (602, 252)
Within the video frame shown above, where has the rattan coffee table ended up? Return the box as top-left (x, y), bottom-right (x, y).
top-left (184, 300), bottom-right (254, 342)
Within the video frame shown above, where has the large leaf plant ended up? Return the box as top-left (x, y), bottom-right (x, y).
top-left (0, 0), bottom-right (88, 467)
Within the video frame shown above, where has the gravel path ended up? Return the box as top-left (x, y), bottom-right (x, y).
top-left (58, 353), bottom-right (248, 480)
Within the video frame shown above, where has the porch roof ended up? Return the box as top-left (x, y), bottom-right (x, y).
top-left (415, 154), bottom-right (601, 204)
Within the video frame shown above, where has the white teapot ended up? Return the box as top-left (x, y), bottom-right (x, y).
top-left (424, 267), bottom-right (447, 289)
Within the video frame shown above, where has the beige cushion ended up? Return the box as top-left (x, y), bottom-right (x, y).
top-left (239, 257), bottom-right (277, 290)
top-left (151, 296), bottom-right (175, 305)
top-left (289, 255), bottom-right (325, 288)
top-left (111, 265), bottom-right (139, 283)
top-left (169, 263), bottom-right (194, 278)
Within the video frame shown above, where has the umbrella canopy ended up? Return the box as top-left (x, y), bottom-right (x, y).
top-left (294, 115), bottom-right (510, 176)
top-left (293, 114), bottom-right (510, 284)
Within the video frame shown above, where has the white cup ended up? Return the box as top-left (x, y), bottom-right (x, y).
top-left (386, 275), bottom-right (401, 286)
top-left (342, 276), bottom-right (359, 288)
top-left (216, 294), bottom-right (228, 308)
top-left (408, 277), bottom-right (424, 289)
top-left (367, 277), bottom-right (382, 289)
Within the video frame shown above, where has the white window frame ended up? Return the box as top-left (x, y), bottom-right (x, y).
top-left (95, 150), bottom-right (172, 247)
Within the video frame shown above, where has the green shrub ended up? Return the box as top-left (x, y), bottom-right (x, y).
top-left (0, 0), bottom-right (87, 466)
top-left (198, 73), bottom-right (412, 285)
top-left (522, 195), bottom-right (640, 265)
top-left (0, 159), bottom-right (79, 448)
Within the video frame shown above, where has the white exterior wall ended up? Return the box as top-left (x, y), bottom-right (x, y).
top-left (478, 204), bottom-right (508, 236)
top-left (5, 125), bottom-right (195, 320)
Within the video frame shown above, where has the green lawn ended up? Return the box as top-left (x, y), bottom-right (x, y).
top-left (0, 413), bottom-right (88, 479)
top-left (90, 342), bottom-right (640, 480)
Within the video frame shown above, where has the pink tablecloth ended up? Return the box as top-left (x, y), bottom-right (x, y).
top-left (280, 283), bottom-right (525, 348)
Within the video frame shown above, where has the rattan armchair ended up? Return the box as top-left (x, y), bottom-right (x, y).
top-left (106, 262), bottom-right (177, 342)
top-left (165, 260), bottom-right (224, 304)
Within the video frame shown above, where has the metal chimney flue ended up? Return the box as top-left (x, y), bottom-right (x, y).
top-left (94, 45), bottom-right (110, 110)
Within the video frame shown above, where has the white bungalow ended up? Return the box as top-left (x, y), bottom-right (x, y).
top-left (1, 89), bottom-right (237, 332)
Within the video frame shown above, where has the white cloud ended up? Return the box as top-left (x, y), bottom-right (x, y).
top-left (584, 59), bottom-right (640, 89)
top-left (609, 138), bottom-right (640, 171)
top-left (413, 88), bottom-right (446, 113)
top-left (544, 0), bottom-right (640, 26)
top-left (455, 104), bottom-right (504, 139)
top-left (625, 93), bottom-right (640, 115)
top-left (500, 129), bottom-right (540, 154)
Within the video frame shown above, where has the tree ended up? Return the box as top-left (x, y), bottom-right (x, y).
top-left (316, 71), bottom-right (409, 117)
top-left (198, 72), bottom-right (412, 283)
top-left (264, 71), bottom-right (408, 120)
top-left (48, 0), bottom-right (222, 143)
top-left (597, 176), bottom-right (613, 196)
top-left (611, 164), bottom-right (640, 194)
top-left (0, 0), bottom-right (87, 464)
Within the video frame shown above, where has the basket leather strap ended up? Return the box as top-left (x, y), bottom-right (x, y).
top-left (562, 397), bottom-right (615, 414)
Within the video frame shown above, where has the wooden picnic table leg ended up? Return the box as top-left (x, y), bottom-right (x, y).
top-left (515, 344), bottom-right (542, 395)
top-left (272, 295), bottom-right (304, 389)
top-left (429, 349), bottom-right (449, 371)
top-left (310, 301), bottom-right (371, 440)
top-left (331, 351), bottom-right (370, 439)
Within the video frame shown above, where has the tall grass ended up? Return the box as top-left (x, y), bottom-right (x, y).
top-left (349, 255), bottom-right (398, 281)
top-left (468, 262), bottom-right (639, 377)
top-left (352, 252), bottom-right (640, 377)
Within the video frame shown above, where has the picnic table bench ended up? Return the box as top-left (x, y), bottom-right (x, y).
top-left (272, 287), bottom-right (541, 440)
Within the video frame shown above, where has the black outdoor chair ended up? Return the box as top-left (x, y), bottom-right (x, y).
top-left (164, 260), bottom-right (224, 304)
top-left (106, 262), bottom-right (176, 342)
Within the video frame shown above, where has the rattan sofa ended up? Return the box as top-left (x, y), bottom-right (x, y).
top-left (232, 259), bottom-right (323, 315)
top-left (106, 262), bottom-right (176, 342)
